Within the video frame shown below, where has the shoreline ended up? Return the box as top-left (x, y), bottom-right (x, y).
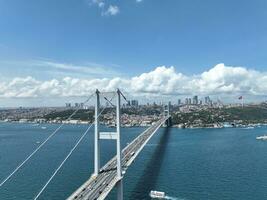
top-left (1, 120), bottom-right (267, 129)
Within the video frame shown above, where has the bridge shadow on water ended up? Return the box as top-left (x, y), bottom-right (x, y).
top-left (129, 126), bottom-right (171, 200)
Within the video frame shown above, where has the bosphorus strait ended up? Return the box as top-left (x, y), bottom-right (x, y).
top-left (1, 123), bottom-right (267, 200)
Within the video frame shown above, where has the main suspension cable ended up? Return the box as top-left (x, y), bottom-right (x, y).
top-left (0, 93), bottom-right (95, 188)
top-left (34, 94), bottom-right (116, 200)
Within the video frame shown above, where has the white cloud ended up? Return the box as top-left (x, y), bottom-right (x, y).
top-left (0, 59), bottom-right (120, 78)
top-left (0, 64), bottom-right (267, 104)
top-left (35, 60), bottom-right (120, 77)
top-left (88, 0), bottom-right (119, 16)
top-left (91, 0), bottom-right (105, 7)
top-left (103, 5), bottom-right (119, 16)
top-left (87, 0), bottom-right (142, 16)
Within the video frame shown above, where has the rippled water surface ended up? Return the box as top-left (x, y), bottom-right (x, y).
top-left (1, 122), bottom-right (267, 200)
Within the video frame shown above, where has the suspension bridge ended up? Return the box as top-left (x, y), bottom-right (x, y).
top-left (0, 89), bottom-right (171, 200)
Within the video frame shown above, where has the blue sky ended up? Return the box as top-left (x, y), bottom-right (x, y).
top-left (1, 0), bottom-right (267, 76)
top-left (0, 0), bottom-right (267, 106)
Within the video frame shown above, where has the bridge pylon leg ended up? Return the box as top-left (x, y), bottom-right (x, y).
top-left (94, 89), bottom-right (100, 175)
top-left (116, 89), bottom-right (123, 200)
top-left (116, 89), bottom-right (122, 179)
top-left (117, 179), bottom-right (123, 200)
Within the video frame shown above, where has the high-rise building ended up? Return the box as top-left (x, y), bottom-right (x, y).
top-left (74, 103), bottom-right (85, 108)
top-left (188, 98), bottom-right (192, 105)
top-left (178, 99), bottom-right (181, 105)
top-left (193, 96), bottom-right (198, 105)
top-left (131, 100), bottom-right (139, 107)
top-left (204, 96), bottom-right (213, 106)
top-left (205, 96), bottom-right (211, 104)
top-left (185, 98), bottom-right (189, 105)
top-left (65, 103), bottom-right (71, 108)
top-left (127, 100), bottom-right (131, 107)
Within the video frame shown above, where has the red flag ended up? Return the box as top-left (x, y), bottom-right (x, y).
top-left (238, 96), bottom-right (243, 100)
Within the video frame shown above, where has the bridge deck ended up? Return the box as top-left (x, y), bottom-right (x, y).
top-left (67, 116), bottom-right (169, 200)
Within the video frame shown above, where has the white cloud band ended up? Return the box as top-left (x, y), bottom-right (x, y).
top-left (0, 64), bottom-right (267, 100)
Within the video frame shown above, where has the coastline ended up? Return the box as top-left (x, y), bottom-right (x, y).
top-left (1, 120), bottom-right (266, 129)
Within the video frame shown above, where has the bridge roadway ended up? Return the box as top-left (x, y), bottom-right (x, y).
top-left (67, 116), bottom-right (169, 200)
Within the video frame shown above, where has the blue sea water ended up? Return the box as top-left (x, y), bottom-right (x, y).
top-left (0, 122), bottom-right (267, 200)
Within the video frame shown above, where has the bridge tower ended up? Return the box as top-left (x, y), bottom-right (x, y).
top-left (94, 89), bottom-right (123, 200)
top-left (163, 102), bottom-right (171, 127)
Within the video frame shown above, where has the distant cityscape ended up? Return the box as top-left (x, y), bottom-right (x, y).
top-left (1, 95), bottom-right (267, 129)
top-left (63, 95), bottom-right (222, 110)
top-left (65, 99), bottom-right (140, 110)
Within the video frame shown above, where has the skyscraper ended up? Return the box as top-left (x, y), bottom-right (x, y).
top-left (65, 103), bottom-right (71, 108)
top-left (193, 96), bottom-right (198, 105)
top-left (205, 96), bottom-right (211, 105)
top-left (204, 96), bottom-right (213, 106)
top-left (188, 98), bottom-right (192, 105)
top-left (185, 98), bottom-right (189, 105)
top-left (131, 100), bottom-right (139, 107)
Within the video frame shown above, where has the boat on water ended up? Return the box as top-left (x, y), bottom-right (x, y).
top-left (244, 126), bottom-right (254, 129)
top-left (256, 135), bottom-right (267, 140)
top-left (107, 124), bottom-right (116, 128)
top-left (150, 190), bottom-right (165, 199)
top-left (41, 126), bottom-right (47, 129)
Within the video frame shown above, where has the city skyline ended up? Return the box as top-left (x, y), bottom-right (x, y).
top-left (1, 0), bottom-right (267, 106)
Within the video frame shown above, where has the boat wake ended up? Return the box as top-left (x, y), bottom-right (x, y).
top-left (242, 127), bottom-right (254, 129)
top-left (165, 195), bottom-right (186, 200)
